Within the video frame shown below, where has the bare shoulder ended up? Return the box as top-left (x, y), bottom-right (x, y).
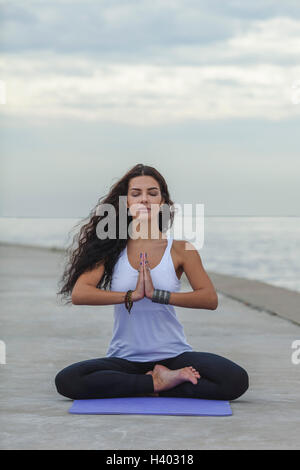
top-left (173, 239), bottom-right (197, 265)
top-left (174, 239), bottom-right (215, 291)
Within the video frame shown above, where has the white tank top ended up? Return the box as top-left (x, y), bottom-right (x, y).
top-left (105, 236), bottom-right (193, 362)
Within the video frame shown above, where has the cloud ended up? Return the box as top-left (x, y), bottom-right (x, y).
top-left (168, 16), bottom-right (300, 66)
top-left (1, 56), bottom-right (300, 125)
top-left (1, 14), bottom-right (300, 125)
top-left (1, 3), bottom-right (300, 124)
top-left (1, 2), bottom-right (300, 65)
top-left (0, 0), bottom-right (281, 55)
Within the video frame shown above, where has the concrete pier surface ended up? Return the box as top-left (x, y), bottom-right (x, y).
top-left (0, 243), bottom-right (299, 450)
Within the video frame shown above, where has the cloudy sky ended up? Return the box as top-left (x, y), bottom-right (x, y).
top-left (1, 0), bottom-right (300, 217)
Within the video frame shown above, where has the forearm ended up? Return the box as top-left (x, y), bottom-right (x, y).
top-left (72, 284), bottom-right (127, 306)
top-left (168, 288), bottom-right (218, 310)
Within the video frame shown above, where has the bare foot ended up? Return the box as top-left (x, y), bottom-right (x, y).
top-left (150, 364), bottom-right (201, 393)
top-left (145, 371), bottom-right (159, 396)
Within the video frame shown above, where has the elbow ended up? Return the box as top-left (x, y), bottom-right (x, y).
top-left (71, 287), bottom-right (81, 305)
top-left (196, 288), bottom-right (218, 310)
top-left (210, 292), bottom-right (219, 310)
top-left (71, 294), bottom-right (79, 305)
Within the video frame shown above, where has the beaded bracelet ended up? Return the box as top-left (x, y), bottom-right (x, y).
top-left (151, 288), bottom-right (171, 304)
top-left (125, 289), bottom-right (133, 314)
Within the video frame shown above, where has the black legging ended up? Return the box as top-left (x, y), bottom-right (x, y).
top-left (55, 351), bottom-right (249, 401)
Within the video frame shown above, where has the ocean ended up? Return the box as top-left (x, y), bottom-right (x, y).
top-left (0, 216), bottom-right (299, 293)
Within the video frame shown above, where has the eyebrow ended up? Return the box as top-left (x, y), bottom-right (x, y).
top-left (130, 187), bottom-right (159, 191)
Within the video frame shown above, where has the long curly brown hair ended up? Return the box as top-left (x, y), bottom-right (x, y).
top-left (56, 163), bottom-right (175, 305)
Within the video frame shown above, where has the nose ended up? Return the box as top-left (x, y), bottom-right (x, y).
top-left (140, 195), bottom-right (150, 205)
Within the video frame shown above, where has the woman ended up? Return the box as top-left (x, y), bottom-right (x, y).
top-left (55, 163), bottom-right (249, 400)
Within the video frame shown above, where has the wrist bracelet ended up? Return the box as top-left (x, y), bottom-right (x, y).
top-left (151, 289), bottom-right (171, 304)
top-left (125, 289), bottom-right (133, 314)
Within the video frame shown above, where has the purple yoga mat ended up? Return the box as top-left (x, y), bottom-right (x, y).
top-left (68, 397), bottom-right (232, 416)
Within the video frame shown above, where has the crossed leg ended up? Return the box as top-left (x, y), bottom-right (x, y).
top-left (55, 351), bottom-right (248, 401)
top-left (146, 351), bottom-right (249, 401)
top-left (145, 365), bottom-right (201, 396)
top-left (55, 356), bottom-right (155, 399)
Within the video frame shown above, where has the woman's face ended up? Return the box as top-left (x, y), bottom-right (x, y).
top-left (127, 175), bottom-right (164, 220)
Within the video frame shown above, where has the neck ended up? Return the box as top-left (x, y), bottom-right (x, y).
top-left (128, 218), bottom-right (167, 242)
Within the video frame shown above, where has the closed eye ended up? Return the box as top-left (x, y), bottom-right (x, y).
top-left (132, 193), bottom-right (158, 197)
